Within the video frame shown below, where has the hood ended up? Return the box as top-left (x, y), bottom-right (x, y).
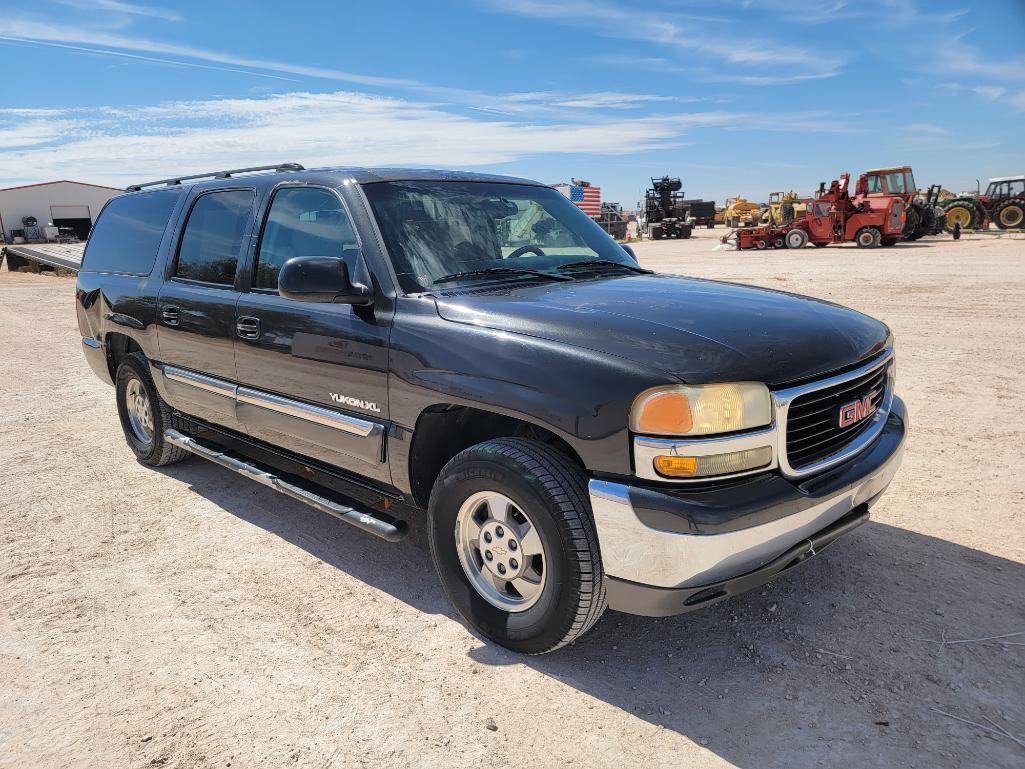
top-left (433, 274), bottom-right (890, 387)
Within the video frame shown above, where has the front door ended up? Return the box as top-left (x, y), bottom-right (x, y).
top-left (805, 202), bottom-right (835, 243)
top-left (233, 185), bottom-right (391, 483)
top-left (156, 187), bottom-right (256, 429)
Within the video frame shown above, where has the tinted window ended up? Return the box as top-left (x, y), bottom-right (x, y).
top-left (254, 187), bottom-right (359, 290)
top-left (175, 190), bottom-right (255, 285)
top-left (81, 189), bottom-right (180, 275)
top-left (866, 175), bottom-right (882, 194)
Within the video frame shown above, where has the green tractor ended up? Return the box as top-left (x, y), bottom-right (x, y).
top-left (942, 175), bottom-right (1025, 231)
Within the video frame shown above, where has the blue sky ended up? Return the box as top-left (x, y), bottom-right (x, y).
top-left (1, 0), bottom-right (1023, 205)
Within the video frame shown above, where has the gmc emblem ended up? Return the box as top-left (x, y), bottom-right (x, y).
top-left (838, 394), bottom-right (878, 428)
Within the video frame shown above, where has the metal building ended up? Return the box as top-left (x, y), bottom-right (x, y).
top-left (0, 180), bottom-right (120, 243)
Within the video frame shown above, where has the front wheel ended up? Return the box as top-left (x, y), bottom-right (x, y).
top-left (855, 226), bottom-right (881, 248)
top-left (785, 228), bottom-right (808, 249)
top-left (428, 438), bottom-right (607, 654)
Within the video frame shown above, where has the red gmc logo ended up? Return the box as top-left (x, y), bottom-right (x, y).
top-left (838, 394), bottom-right (878, 428)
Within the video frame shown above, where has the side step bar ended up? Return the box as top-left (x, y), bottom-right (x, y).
top-left (164, 429), bottom-right (407, 542)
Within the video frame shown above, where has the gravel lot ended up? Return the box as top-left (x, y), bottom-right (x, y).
top-left (1, 231), bottom-right (1023, 769)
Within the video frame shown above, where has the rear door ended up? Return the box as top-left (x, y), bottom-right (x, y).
top-left (156, 187), bottom-right (256, 429)
top-left (233, 185), bottom-right (391, 483)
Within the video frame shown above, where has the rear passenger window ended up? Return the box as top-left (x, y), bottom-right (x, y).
top-left (81, 189), bottom-right (180, 275)
top-left (254, 187), bottom-right (359, 290)
top-left (175, 190), bottom-right (255, 285)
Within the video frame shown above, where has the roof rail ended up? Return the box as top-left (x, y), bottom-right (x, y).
top-left (125, 163), bottom-right (305, 192)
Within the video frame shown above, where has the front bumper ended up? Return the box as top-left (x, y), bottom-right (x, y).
top-left (589, 396), bottom-right (907, 616)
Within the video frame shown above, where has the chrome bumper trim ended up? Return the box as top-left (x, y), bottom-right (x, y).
top-left (591, 415), bottom-right (904, 589)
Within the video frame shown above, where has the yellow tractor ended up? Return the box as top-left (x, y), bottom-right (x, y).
top-left (760, 191), bottom-right (806, 225)
top-left (722, 196), bottom-right (761, 228)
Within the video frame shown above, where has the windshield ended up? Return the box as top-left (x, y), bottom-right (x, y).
top-left (362, 181), bottom-right (636, 292)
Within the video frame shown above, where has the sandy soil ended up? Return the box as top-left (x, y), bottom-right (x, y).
top-left (1, 232), bottom-right (1023, 769)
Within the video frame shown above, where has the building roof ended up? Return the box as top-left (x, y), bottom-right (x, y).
top-left (0, 179), bottom-right (122, 193)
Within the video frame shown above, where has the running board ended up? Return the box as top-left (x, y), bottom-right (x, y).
top-left (164, 429), bottom-right (407, 542)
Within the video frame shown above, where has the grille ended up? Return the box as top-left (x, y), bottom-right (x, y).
top-left (784, 360), bottom-right (891, 471)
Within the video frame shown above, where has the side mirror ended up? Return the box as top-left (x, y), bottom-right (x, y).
top-left (621, 244), bottom-right (637, 261)
top-left (278, 256), bottom-right (372, 305)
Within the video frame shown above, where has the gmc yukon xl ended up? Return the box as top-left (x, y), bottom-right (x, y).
top-left (76, 163), bottom-right (907, 653)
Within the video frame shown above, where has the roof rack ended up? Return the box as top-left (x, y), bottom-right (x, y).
top-left (125, 163), bottom-right (305, 192)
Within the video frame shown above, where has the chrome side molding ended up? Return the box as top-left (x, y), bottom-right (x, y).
top-left (237, 387), bottom-right (376, 437)
top-left (160, 365), bottom-right (376, 437)
top-left (164, 365), bottom-right (237, 400)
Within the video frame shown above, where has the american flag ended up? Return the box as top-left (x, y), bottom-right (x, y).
top-left (564, 185), bottom-right (602, 217)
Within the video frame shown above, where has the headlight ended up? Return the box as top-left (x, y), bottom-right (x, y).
top-left (630, 383), bottom-right (772, 436)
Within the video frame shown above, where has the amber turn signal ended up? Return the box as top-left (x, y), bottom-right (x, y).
top-left (632, 391), bottom-right (692, 435)
top-left (653, 455), bottom-right (698, 477)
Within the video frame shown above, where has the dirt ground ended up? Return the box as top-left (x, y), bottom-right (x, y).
top-left (1, 231), bottom-right (1023, 769)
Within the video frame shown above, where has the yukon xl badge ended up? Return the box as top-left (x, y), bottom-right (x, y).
top-left (837, 393), bottom-right (877, 429)
top-left (330, 393), bottom-right (381, 413)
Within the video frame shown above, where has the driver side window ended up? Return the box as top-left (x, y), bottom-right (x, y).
top-left (254, 187), bottom-right (360, 290)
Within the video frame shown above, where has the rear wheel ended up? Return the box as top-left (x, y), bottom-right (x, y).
top-left (115, 353), bottom-right (189, 466)
top-left (813, 242), bottom-right (828, 248)
top-left (855, 227), bottom-right (881, 248)
top-left (428, 438), bottom-right (607, 654)
top-left (994, 199), bottom-right (1025, 229)
top-left (943, 201), bottom-right (979, 231)
top-left (881, 237), bottom-right (899, 247)
top-left (785, 229), bottom-right (808, 249)
top-left (650, 224), bottom-right (663, 240)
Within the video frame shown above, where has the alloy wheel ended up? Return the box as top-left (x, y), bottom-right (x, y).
top-left (455, 491), bottom-right (547, 612)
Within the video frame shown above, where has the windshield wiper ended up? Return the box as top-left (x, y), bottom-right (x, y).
top-left (432, 267), bottom-right (571, 285)
top-left (556, 259), bottom-right (653, 274)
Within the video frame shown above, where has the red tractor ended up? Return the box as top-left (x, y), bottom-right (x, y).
top-left (722, 173), bottom-right (906, 251)
top-left (851, 166), bottom-right (945, 240)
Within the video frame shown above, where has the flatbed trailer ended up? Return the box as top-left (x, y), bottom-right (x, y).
top-left (1, 243), bottom-right (84, 273)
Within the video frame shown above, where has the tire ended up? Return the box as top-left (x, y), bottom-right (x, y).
top-left (785, 228), bottom-right (808, 249)
top-left (918, 204), bottom-right (938, 237)
top-left (772, 237), bottom-right (785, 249)
top-left (906, 202), bottom-right (928, 240)
top-left (428, 438), bottom-right (607, 654)
top-left (942, 199), bottom-right (980, 231)
top-left (855, 226), bottom-right (881, 248)
top-left (706, 221), bottom-right (715, 229)
top-left (651, 224), bottom-right (663, 240)
top-left (993, 198), bottom-right (1025, 230)
top-left (881, 237), bottom-right (899, 247)
top-left (115, 353), bottom-right (189, 467)
top-left (813, 242), bottom-right (828, 248)
top-left (755, 239), bottom-right (767, 250)
top-left (902, 205), bottom-right (921, 239)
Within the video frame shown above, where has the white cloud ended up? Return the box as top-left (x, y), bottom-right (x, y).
top-left (973, 85), bottom-right (1007, 101)
top-left (0, 91), bottom-right (690, 186)
top-left (551, 92), bottom-right (677, 109)
top-left (51, 0), bottom-right (183, 22)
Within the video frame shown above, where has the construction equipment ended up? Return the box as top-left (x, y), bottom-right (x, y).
top-left (722, 196), bottom-right (760, 228)
top-left (851, 166), bottom-right (944, 240)
top-left (682, 198), bottom-right (717, 228)
top-left (722, 173), bottom-right (906, 251)
top-left (597, 202), bottom-right (629, 240)
top-left (643, 177), bottom-right (692, 239)
top-left (760, 191), bottom-right (807, 226)
top-left (941, 175), bottom-right (1025, 231)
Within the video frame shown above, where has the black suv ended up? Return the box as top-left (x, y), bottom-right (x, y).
top-left (76, 163), bottom-right (907, 653)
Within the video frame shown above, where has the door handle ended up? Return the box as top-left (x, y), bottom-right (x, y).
top-left (161, 305), bottom-right (180, 326)
top-left (236, 316), bottom-right (261, 340)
